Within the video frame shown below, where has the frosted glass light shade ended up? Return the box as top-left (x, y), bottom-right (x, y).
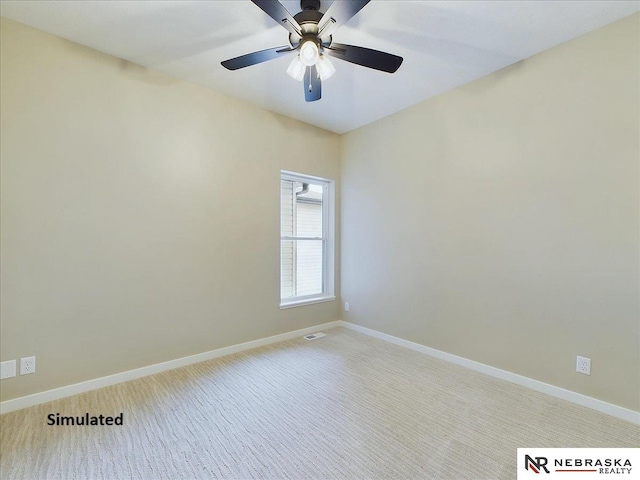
top-left (316, 55), bottom-right (335, 80)
top-left (287, 56), bottom-right (306, 81)
top-left (299, 40), bottom-right (319, 66)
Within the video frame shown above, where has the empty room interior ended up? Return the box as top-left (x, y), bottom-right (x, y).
top-left (0, 1), bottom-right (639, 478)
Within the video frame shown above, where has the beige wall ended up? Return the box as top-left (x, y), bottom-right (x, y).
top-left (2, 12), bottom-right (639, 412)
top-left (0, 17), bottom-right (340, 402)
top-left (341, 14), bottom-right (639, 411)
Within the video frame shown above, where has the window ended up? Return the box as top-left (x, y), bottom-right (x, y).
top-left (280, 171), bottom-right (335, 308)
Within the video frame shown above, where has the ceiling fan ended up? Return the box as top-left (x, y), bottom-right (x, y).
top-left (221, 0), bottom-right (403, 102)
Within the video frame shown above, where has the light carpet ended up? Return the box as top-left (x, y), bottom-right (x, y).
top-left (1, 327), bottom-right (638, 479)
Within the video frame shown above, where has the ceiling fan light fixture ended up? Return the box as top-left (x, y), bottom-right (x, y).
top-left (299, 40), bottom-right (319, 66)
top-left (220, 0), bottom-right (404, 102)
top-left (287, 56), bottom-right (306, 81)
top-left (316, 55), bottom-right (335, 80)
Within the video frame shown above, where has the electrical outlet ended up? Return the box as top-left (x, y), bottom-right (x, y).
top-left (576, 356), bottom-right (591, 375)
top-left (1, 360), bottom-right (17, 380)
top-left (344, 302), bottom-right (350, 312)
top-left (20, 356), bottom-right (36, 375)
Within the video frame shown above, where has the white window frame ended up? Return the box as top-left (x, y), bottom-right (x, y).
top-left (280, 170), bottom-right (335, 309)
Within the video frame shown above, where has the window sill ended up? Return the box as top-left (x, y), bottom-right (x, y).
top-left (280, 295), bottom-right (336, 309)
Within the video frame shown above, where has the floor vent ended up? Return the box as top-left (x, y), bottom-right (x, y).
top-left (303, 332), bottom-right (326, 341)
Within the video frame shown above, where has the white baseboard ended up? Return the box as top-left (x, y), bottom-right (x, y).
top-left (338, 321), bottom-right (640, 425)
top-left (4, 319), bottom-right (638, 425)
top-left (0, 321), bottom-right (342, 414)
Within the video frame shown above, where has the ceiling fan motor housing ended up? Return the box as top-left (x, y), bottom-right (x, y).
top-left (300, 0), bottom-right (320, 11)
top-left (290, 3), bottom-right (331, 48)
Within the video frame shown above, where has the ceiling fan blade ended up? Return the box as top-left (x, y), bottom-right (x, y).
top-left (318, 0), bottom-right (370, 40)
top-left (325, 43), bottom-right (403, 73)
top-left (251, 0), bottom-right (301, 36)
top-left (304, 66), bottom-right (321, 102)
top-left (221, 46), bottom-right (294, 70)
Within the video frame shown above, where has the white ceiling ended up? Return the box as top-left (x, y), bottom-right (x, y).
top-left (1, 1), bottom-right (638, 134)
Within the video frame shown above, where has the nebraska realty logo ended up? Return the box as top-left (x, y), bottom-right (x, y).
top-left (517, 449), bottom-right (639, 478)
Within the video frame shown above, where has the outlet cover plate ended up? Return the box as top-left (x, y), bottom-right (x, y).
top-left (576, 355), bottom-right (591, 375)
top-left (1, 360), bottom-right (17, 379)
top-left (20, 356), bottom-right (36, 375)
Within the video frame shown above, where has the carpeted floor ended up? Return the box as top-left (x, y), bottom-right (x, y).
top-left (1, 327), bottom-right (638, 479)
